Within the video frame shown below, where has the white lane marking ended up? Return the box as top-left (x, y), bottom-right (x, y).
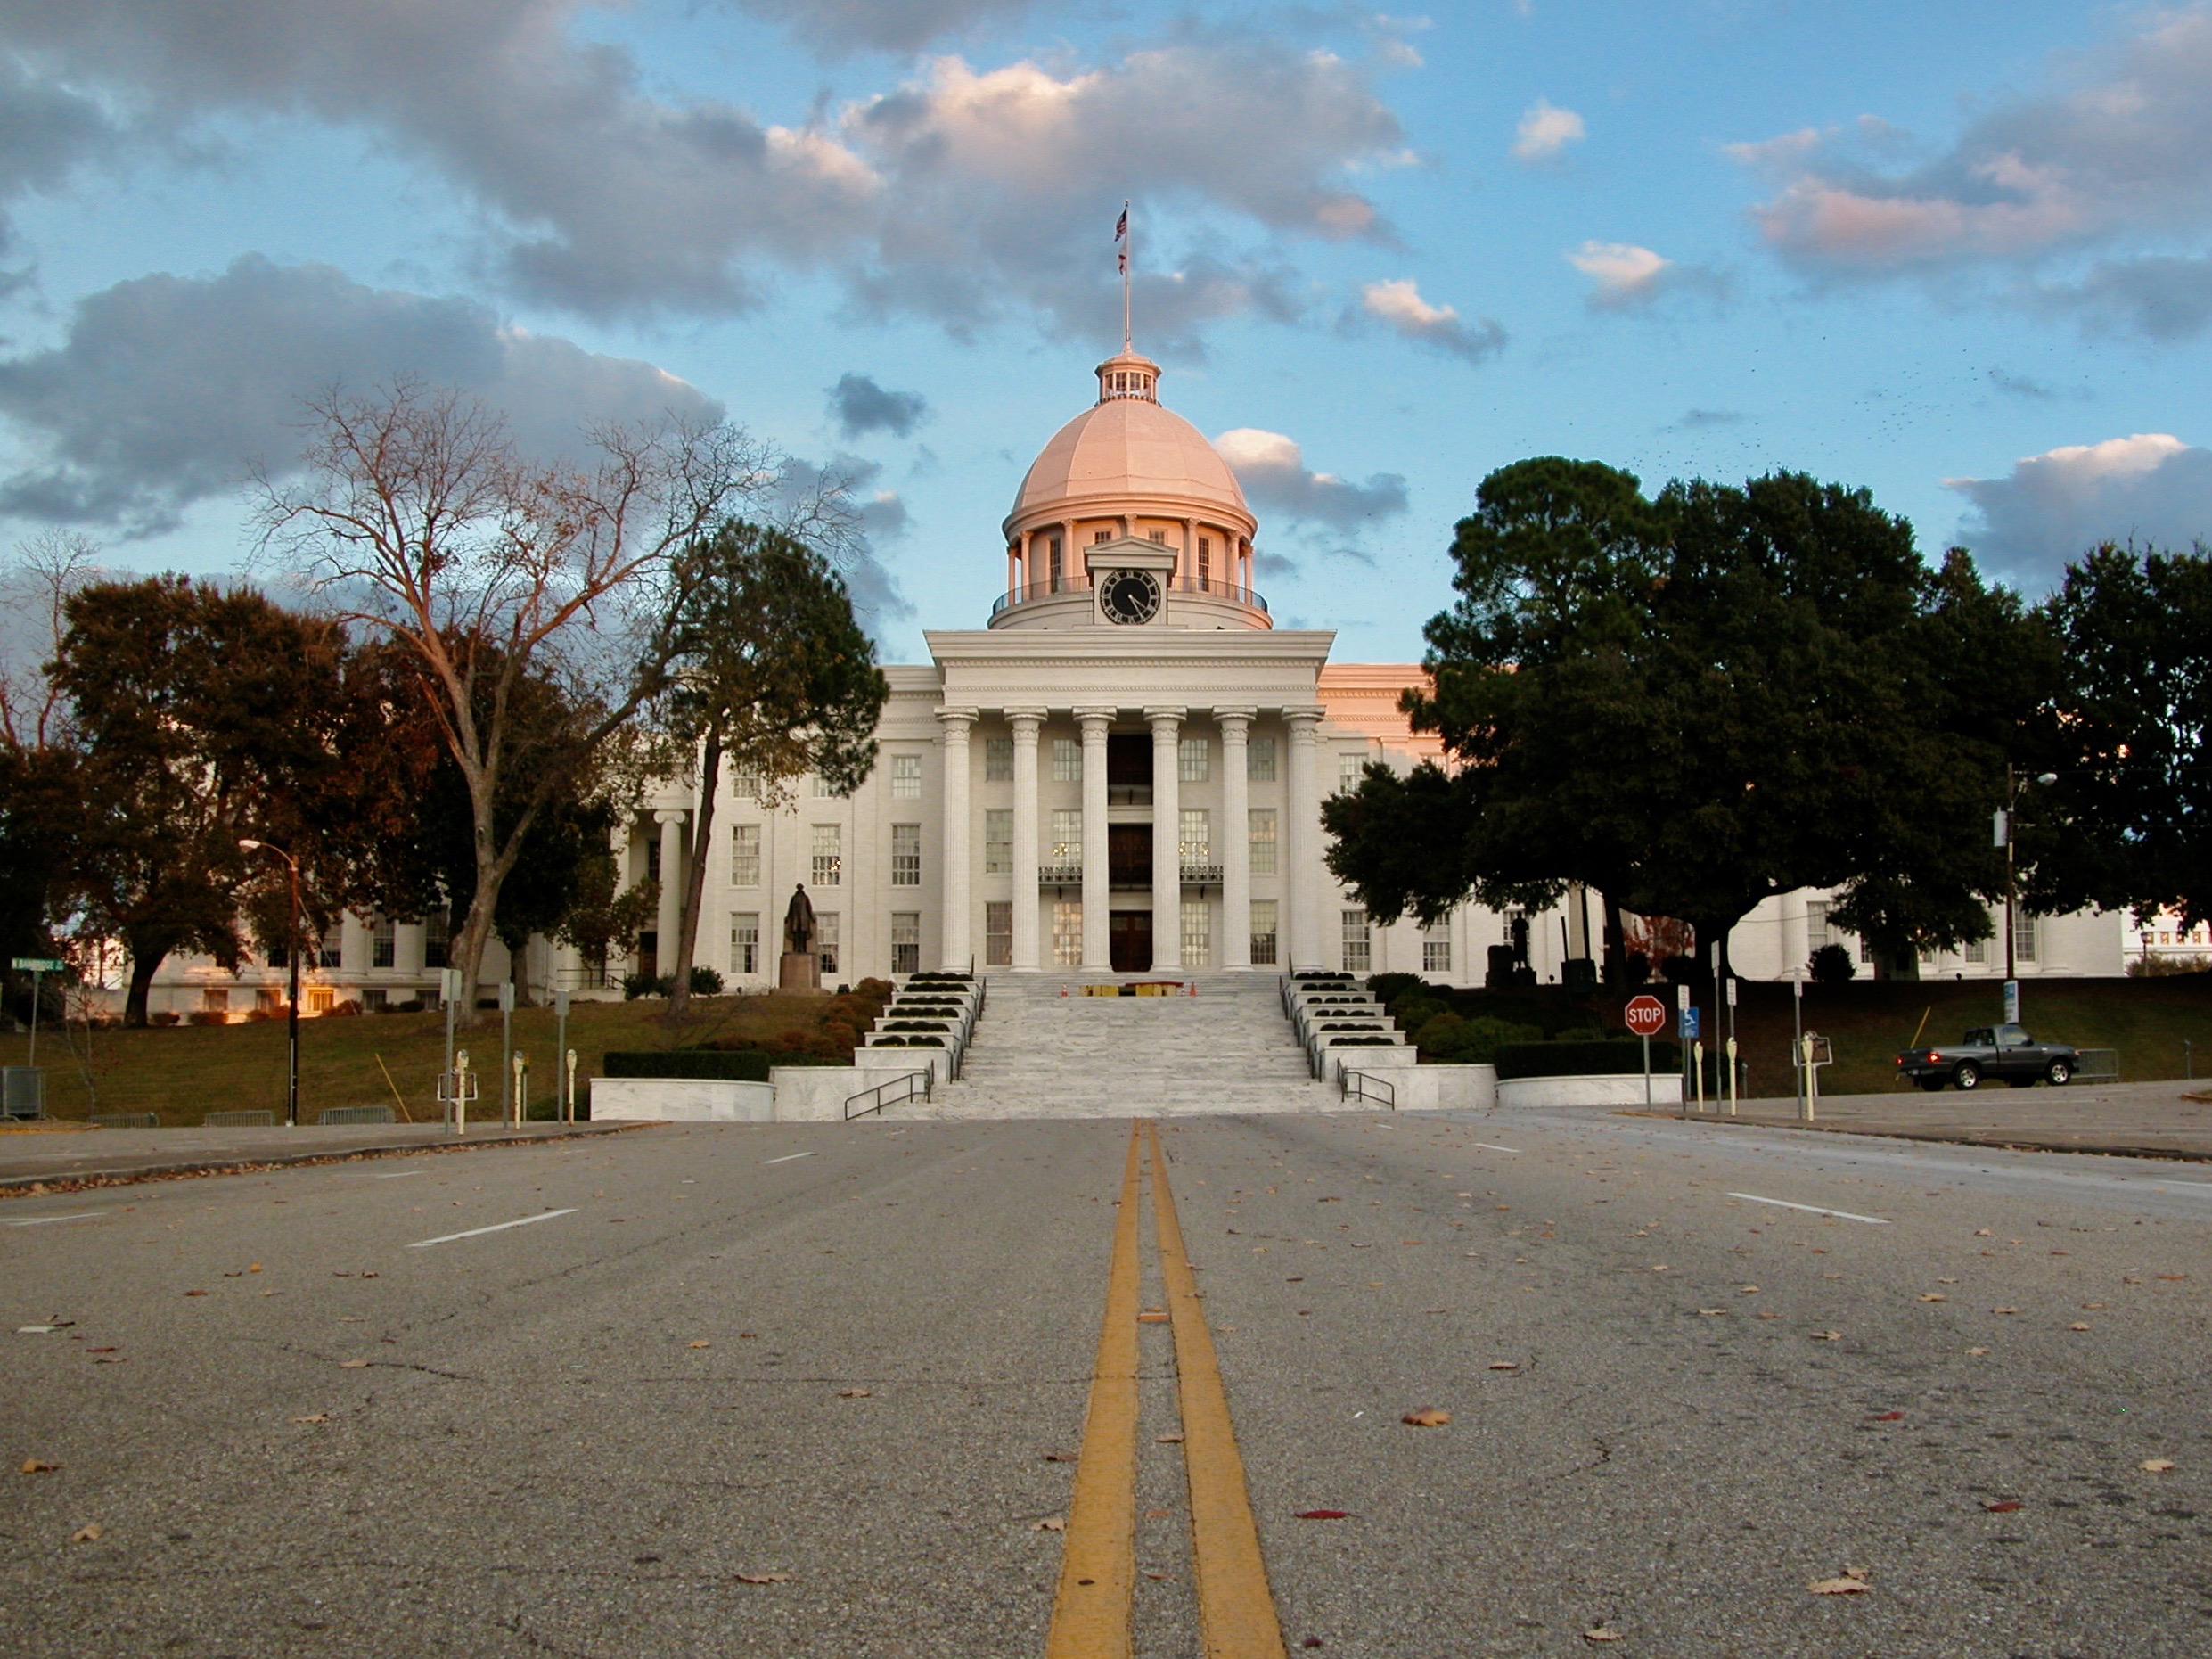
top-left (4, 1211), bottom-right (109, 1228)
top-left (408, 1209), bottom-right (576, 1248)
top-left (1726, 1193), bottom-right (1889, 1225)
top-left (764, 1152), bottom-right (815, 1165)
top-left (1471, 1143), bottom-right (1520, 1155)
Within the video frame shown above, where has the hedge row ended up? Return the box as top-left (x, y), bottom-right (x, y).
top-left (1494, 1039), bottom-right (1682, 1081)
top-left (602, 1049), bottom-right (847, 1081)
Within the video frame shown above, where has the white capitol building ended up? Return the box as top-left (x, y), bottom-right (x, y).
top-left (142, 349), bottom-right (2126, 1017)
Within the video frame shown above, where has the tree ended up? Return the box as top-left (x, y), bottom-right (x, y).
top-left (1326, 459), bottom-right (2055, 985)
top-left (52, 577), bottom-right (367, 1023)
top-left (653, 522), bottom-right (888, 1016)
top-left (2032, 542), bottom-right (2212, 930)
top-left (257, 380), bottom-right (781, 1024)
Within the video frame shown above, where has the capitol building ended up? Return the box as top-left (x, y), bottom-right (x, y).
top-left (138, 349), bottom-right (2126, 1018)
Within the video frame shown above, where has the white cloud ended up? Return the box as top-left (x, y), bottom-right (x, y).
top-left (1356, 277), bottom-right (1506, 363)
top-left (1568, 241), bottom-right (1666, 303)
top-left (1729, 4), bottom-right (2212, 335)
top-left (1214, 427), bottom-right (1407, 529)
top-left (1947, 433), bottom-right (2212, 587)
top-left (1511, 98), bottom-right (1584, 163)
top-left (0, 6), bottom-right (1405, 345)
top-left (725, 0), bottom-right (1032, 56)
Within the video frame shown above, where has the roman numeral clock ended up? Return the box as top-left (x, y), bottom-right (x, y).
top-left (1085, 537), bottom-right (1178, 628)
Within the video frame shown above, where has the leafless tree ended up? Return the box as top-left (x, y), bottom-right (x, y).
top-left (256, 380), bottom-right (779, 1022)
top-left (0, 530), bottom-right (102, 754)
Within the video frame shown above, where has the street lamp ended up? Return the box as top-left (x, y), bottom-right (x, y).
top-left (1995, 768), bottom-right (2060, 988)
top-left (238, 839), bottom-right (301, 1128)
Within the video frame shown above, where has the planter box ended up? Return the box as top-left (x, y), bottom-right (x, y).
top-left (1496, 1072), bottom-right (1684, 1110)
top-left (589, 1078), bottom-right (774, 1122)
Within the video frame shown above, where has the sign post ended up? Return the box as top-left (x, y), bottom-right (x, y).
top-left (2003, 978), bottom-right (2019, 1026)
top-left (1725, 975), bottom-right (1739, 1115)
top-left (1624, 994), bottom-right (1668, 1110)
top-left (11, 957), bottom-right (62, 1069)
top-left (498, 980), bottom-right (516, 1127)
top-left (1792, 977), bottom-right (1806, 1117)
top-left (553, 989), bottom-right (571, 1123)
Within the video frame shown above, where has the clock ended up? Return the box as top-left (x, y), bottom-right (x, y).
top-left (1099, 568), bottom-right (1162, 625)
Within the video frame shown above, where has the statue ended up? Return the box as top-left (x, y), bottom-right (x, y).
top-left (779, 883), bottom-right (821, 990)
top-left (783, 883), bottom-right (815, 956)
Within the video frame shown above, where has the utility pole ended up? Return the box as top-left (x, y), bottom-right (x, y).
top-left (238, 840), bottom-right (302, 1127)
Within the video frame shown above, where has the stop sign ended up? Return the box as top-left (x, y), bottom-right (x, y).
top-left (1623, 994), bottom-right (1667, 1037)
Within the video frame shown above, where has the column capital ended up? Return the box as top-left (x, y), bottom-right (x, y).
top-left (1282, 704), bottom-right (1324, 733)
top-left (1004, 706), bottom-right (1048, 733)
top-left (935, 705), bottom-right (980, 730)
top-left (1074, 705), bottom-right (1118, 729)
top-left (1143, 704), bottom-right (1188, 732)
top-left (652, 808), bottom-right (689, 825)
top-left (1212, 705), bottom-right (1258, 733)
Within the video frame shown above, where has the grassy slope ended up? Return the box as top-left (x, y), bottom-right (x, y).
top-left (0, 994), bottom-right (851, 1126)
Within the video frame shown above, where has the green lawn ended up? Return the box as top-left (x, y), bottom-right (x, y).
top-left (0, 993), bottom-right (854, 1126)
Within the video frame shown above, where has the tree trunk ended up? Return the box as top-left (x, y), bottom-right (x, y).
top-left (122, 940), bottom-right (165, 1028)
top-left (666, 733), bottom-right (722, 1020)
top-left (451, 880), bottom-right (502, 1028)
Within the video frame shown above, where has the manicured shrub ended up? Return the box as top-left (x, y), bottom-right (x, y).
top-left (1807, 943), bottom-right (1856, 983)
top-left (688, 965), bottom-right (726, 996)
top-left (1367, 972), bottom-right (1424, 1008)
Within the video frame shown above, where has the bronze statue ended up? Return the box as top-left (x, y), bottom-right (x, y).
top-left (782, 883), bottom-right (815, 957)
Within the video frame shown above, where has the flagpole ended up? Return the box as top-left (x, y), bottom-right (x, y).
top-left (1121, 198), bottom-right (1132, 351)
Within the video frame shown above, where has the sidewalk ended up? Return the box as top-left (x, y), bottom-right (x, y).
top-left (1637, 1077), bottom-right (2212, 1161)
top-left (0, 1120), bottom-right (647, 1195)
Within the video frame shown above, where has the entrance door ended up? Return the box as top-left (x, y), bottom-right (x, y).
top-left (1110, 911), bottom-right (1152, 973)
top-left (1108, 824), bottom-right (1151, 888)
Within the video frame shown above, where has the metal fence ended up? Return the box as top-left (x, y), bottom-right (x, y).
top-left (91, 1112), bottom-right (160, 1129)
top-left (2074, 1047), bottom-right (2121, 1083)
top-left (202, 1109), bottom-right (276, 1129)
top-left (316, 1105), bottom-right (397, 1126)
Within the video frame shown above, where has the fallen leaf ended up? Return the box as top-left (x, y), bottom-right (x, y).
top-left (70, 1524), bottom-right (102, 1544)
top-left (1035, 1516), bottom-right (1065, 1532)
top-left (339, 1360), bottom-right (370, 1369)
top-left (1807, 1568), bottom-right (1869, 1595)
top-left (735, 1571), bottom-right (793, 1583)
top-left (182, 1290), bottom-right (207, 1298)
top-left (1487, 1361), bottom-right (1520, 1371)
top-left (2069, 1322), bottom-right (2091, 1332)
top-left (86, 1347), bottom-right (117, 1354)
top-left (687, 1341), bottom-right (711, 1349)
top-left (837, 1387), bottom-right (872, 1398)
top-left (1738, 1285), bottom-right (1760, 1294)
top-left (1295, 1509), bottom-right (1350, 1520)
top-left (91, 1356), bottom-right (125, 1365)
top-left (1814, 1331), bottom-right (1843, 1342)
top-left (1156, 1433), bottom-right (1184, 1444)
top-left (1992, 1307), bottom-right (2019, 1315)
top-left (1402, 1409), bottom-right (1451, 1427)
top-left (1974, 1228), bottom-right (1992, 1236)
top-left (2158, 1274), bottom-right (2188, 1281)
top-left (1584, 1630), bottom-right (1624, 1645)
top-left (1918, 1294), bottom-right (1946, 1302)
top-left (1967, 1346), bottom-right (1991, 1356)
top-left (1042, 1451), bottom-right (1077, 1463)
top-left (1982, 1500), bottom-right (2024, 1513)
top-left (1869, 1411), bottom-right (1905, 1422)
top-left (248, 1263), bottom-right (261, 1273)
top-left (1137, 1311), bottom-right (1169, 1324)
top-left (291, 1415), bottom-right (327, 1425)
top-left (2141, 1458), bottom-right (2176, 1474)
top-left (1698, 1309), bottom-right (1726, 1318)
top-left (20, 1459), bottom-right (58, 1474)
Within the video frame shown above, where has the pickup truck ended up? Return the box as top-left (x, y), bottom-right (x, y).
top-left (1895, 1024), bottom-right (2079, 1091)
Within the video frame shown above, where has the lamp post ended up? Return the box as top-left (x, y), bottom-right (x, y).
top-left (1995, 767), bottom-right (2060, 1010)
top-left (238, 839), bottom-right (301, 1127)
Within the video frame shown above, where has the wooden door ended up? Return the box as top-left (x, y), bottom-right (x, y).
top-left (1110, 911), bottom-right (1152, 973)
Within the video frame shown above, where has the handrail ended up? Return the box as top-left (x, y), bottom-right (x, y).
top-left (845, 1069), bottom-right (932, 1120)
top-left (1337, 1064), bottom-right (1397, 1111)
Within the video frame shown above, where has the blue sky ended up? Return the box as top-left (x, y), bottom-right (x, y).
top-left (3, 1), bottom-right (2209, 664)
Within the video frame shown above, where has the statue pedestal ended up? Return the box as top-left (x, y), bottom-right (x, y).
top-left (778, 951), bottom-right (823, 992)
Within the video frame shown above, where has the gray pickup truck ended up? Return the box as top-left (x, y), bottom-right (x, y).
top-left (1895, 1024), bottom-right (2079, 1091)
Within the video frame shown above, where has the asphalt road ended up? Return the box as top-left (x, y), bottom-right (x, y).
top-left (3, 1107), bottom-right (2208, 1656)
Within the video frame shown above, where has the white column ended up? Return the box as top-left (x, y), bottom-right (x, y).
top-left (1077, 708), bottom-right (1113, 969)
top-left (938, 708), bottom-right (978, 970)
top-left (1008, 708), bottom-right (1045, 971)
top-left (1217, 707), bottom-right (1255, 971)
top-left (654, 809), bottom-right (685, 973)
top-left (1148, 706), bottom-right (1185, 971)
top-left (1284, 707), bottom-right (1323, 970)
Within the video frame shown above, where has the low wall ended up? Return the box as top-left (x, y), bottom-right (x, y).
top-left (1336, 1062), bottom-right (1497, 1112)
top-left (1497, 1072), bottom-right (1684, 1110)
top-left (769, 1065), bottom-right (865, 1122)
top-left (588, 1078), bottom-right (774, 1122)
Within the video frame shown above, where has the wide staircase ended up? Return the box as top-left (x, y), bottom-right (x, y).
top-left (894, 972), bottom-right (1339, 1120)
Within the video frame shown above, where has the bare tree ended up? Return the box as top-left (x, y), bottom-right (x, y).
top-left (0, 530), bottom-right (102, 754)
top-left (256, 380), bottom-right (777, 1022)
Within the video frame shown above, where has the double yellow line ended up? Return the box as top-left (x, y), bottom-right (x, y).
top-left (1046, 1121), bottom-right (1285, 1659)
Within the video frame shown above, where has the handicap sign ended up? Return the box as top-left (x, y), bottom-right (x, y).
top-left (1680, 1006), bottom-right (1701, 1040)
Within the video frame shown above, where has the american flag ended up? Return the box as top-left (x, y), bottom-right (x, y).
top-left (1116, 203), bottom-right (1128, 273)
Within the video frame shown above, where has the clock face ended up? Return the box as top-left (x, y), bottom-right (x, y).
top-left (1100, 569), bottom-right (1162, 625)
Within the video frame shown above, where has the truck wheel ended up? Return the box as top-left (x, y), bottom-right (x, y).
top-left (1953, 1062), bottom-right (1981, 1090)
top-left (1917, 1076), bottom-right (1946, 1092)
top-left (2046, 1059), bottom-right (2072, 1086)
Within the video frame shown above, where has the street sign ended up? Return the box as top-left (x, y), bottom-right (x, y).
top-left (2003, 979), bottom-right (2019, 1025)
top-left (11, 958), bottom-right (62, 973)
top-left (1624, 995), bottom-right (1667, 1037)
top-left (1681, 1006), bottom-right (1701, 1040)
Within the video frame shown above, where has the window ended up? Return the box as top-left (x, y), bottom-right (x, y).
top-left (307, 987), bottom-right (335, 1015)
top-left (1178, 809), bottom-right (1210, 866)
top-left (1250, 900), bottom-right (1279, 967)
top-left (1423, 924), bottom-right (1452, 975)
top-left (1249, 809), bottom-right (1277, 875)
top-left (1341, 908), bottom-right (1371, 973)
top-left (201, 987), bottom-right (230, 1014)
top-left (816, 913), bottom-right (840, 977)
top-left (2014, 912), bottom-right (2039, 964)
top-left (984, 809), bottom-right (1013, 875)
top-left (257, 986), bottom-right (283, 1014)
top-left (1049, 535), bottom-right (1064, 587)
top-left (730, 824), bottom-right (760, 887)
top-left (1339, 751), bottom-right (1365, 793)
top-left (646, 838), bottom-right (661, 883)
top-left (371, 916), bottom-right (396, 969)
top-left (890, 754), bottom-right (922, 800)
top-left (811, 824), bottom-right (842, 887)
top-left (1181, 900), bottom-right (1211, 967)
top-left (1198, 536), bottom-right (1212, 591)
top-left (733, 769), bottom-right (763, 801)
top-left (318, 933), bottom-right (342, 970)
top-left (1052, 737), bottom-right (1081, 782)
top-left (812, 772), bottom-right (837, 798)
top-left (1248, 736), bottom-right (1276, 783)
top-left (1053, 900), bottom-right (1083, 965)
top-left (891, 912), bottom-right (921, 976)
top-left (1094, 529), bottom-right (1110, 544)
top-left (1179, 735), bottom-right (1209, 782)
top-left (1149, 529), bottom-right (1167, 544)
top-left (985, 737), bottom-right (1013, 782)
top-left (731, 913), bottom-right (760, 976)
top-left (891, 823), bottom-right (922, 887)
top-left (1052, 809), bottom-right (1082, 865)
top-left (1806, 900), bottom-right (1830, 952)
top-left (362, 986), bottom-right (388, 1014)
top-left (1858, 935), bottom-right (1872, 964)
top-left (423, 914), bottom-right (448, 970)
top-left (985, 900), bottom-right (1012, 966)
top-left (1964, 932), bottom-right (1988, 965)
